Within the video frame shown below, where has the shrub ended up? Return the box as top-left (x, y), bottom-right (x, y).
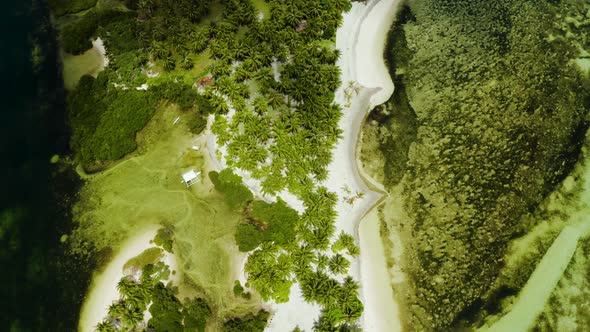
top-left (183, 298), bottom-right (211, 332)
top-left (209, 170), bottom-right (253, 209)
top-left (154, 227), bottom-right (175, 253)
top-left (235, 223), bottom-right (264, 252)
top-left (233, 280), bottom-right (244, 296)
top-left (222, 310), bottom-right (270, 332)
top-left (49, 0), bottom-right (97, 16)
top-left (250, 199), bottom-right (299, 247)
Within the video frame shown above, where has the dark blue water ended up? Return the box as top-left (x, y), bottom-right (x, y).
top-left (0, 1), bottom-right (89, 331)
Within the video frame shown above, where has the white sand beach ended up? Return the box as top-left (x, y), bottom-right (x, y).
top-left (78, 226), bottom-right (179, 332)
top-left (359, 208), bottom-right (401, 332)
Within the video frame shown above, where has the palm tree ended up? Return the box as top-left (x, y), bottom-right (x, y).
top-left (316, 253), bottom-right (329, 271)
top-left (209, 94), bottom-right (230, 114)
top-left (108, 302), bottom-right (126, 318)
top-left (342, 276), bottom-right (360, 293)
top-left (267, 89), bottom-right (286, 109)
top-left (121, 307), bottom-right (144, 328)
top-left (347, 245), bottom-right (360, 257)
top-left (95, 320), bottom-right (116, 332)
top-left (149, 41), bottom-right (168, 60)
top-left (116, 278), bottom-right (134, 298)
top-left (233, 64), bottom-right (253, 82)
top-left (162, 56), bottom-right (176, 72)
top-left (180, 56), bottom-right (194, 70)
top-left (328, 254), bottom-right (350, 275)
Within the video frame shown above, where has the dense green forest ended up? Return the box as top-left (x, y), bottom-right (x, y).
top-left (377, 0), bottom-right (590, 330)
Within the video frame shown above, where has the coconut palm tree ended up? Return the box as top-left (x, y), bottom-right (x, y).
top-left (95, 320), bottom-right (116, 332)
top-left (346, 245), bottom-right (360, 257)
top-left (209, 94), bottom-right (230, 114)
top-left (180, 55), bottom-right (193, 70)
top-left (162, 56), bottom-right (176, 72)
top-left (316, 253), bottom-right (329, 271)
top-left (267, 89), bottom-right (286, 109)
top-left (108, 302), bottom-right (126, 318)
top-left (328, 254), bottom-right (350, 275)
top-left (149, 41), bottom-right (168, 60)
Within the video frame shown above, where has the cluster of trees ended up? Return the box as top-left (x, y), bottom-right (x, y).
top-left (67, 68), bottom-right (212, 165)
top-left (96, 247), bottom-right (212, 332)
top-left (303, 275), bottom-right (363, 331)
top-left (58, 0), bottom-right (220, 165)
top-left (201, 1), bottom-right (368, 327)
top-left (207, 10), bottom-right (346, 196)
top-left (235, 198), bottom-right (299, 251)
top-left (209, 169), bottom-right (254, 209)
top-left (67, 74), bottom-right (157, 163)
top-left (58, 0), bottom-right (366, 328)
top-left (222, 310), bottom-right (270, 332)
top-left (377, 0), bottom-right (590, 330)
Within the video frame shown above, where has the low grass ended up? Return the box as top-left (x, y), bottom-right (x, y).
top-left (69, 105), bottom-right (259, 323)
top-left (123, 247), bottom-right (163, 271)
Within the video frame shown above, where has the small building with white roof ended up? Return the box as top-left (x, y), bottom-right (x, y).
top-left (181, 169), bottom-right (201, 187)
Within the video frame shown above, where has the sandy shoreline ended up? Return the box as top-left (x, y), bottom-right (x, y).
top-left (204, 0), bottom-right (403, 329)
top-left (332, 0), bottom-right (403, 331)
top-left (265, 0), bottom-right (403, 330)
top-left (78, 225), bottom-right (180, 332)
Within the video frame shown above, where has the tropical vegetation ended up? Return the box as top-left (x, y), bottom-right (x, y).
top-left (97, 240), bottom-right (213, 332)
top-left (222, 310), bottom-right (270, 332)
top-left (56, 0), bottom-right (365, 328)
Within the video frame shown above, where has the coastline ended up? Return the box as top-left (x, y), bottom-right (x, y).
top-left (332, 0), bottom-right (403, 331)
top-left (268, 0), bottom-right (403, 330)
top-left (78, 225), bottom-right (180, 332)
top-left (62, 38), bottom-right (108, 90)
top-left (204, 0), bottom-right (404, 330)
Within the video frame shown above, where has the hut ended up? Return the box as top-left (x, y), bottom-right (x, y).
top-left (181, 169), bottom-right (201, 187)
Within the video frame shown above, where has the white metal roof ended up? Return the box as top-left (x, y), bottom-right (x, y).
top-left (182, 169), bottom-right (200, 183)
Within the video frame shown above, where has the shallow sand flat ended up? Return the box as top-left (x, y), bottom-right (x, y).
top-left (359, 207), bottom-right (402, 332)
top-left (62, 38), bottom-right (108, 90)
top-left (78, 226), bottom-right (179, 332)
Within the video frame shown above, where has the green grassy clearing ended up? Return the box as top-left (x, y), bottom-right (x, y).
top-left (123, 247), bottom-right (163, 271)
top-left (69, 105), bottom-right (260, 324)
